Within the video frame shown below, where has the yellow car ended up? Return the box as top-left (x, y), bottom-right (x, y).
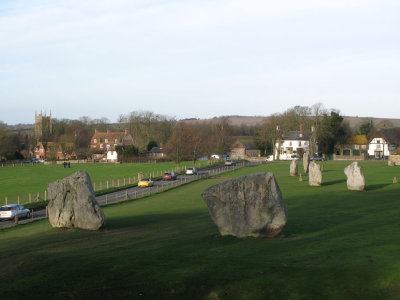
top-left (138, 179), bottom-right (154, 187)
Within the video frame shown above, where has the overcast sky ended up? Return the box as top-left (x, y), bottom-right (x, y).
top-left (1, 0), bottom-right (399, 125)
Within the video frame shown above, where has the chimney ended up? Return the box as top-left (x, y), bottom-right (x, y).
top-left (124, 128), bottom-right (128, 135)
top-left (95, 128), bottom-right (98, 134)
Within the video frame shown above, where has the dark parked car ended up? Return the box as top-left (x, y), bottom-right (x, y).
top-left (310, 155), bottom-right (325, 161)
top-left (162, 172), bottom-right (177, 181)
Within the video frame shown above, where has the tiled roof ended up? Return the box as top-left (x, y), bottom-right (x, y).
top-left (347, 135), bottom-right (368, 145)
top-left (282, 131), bottom-right (309, 141)
top-left (374, 128), bottom-right (400, 145)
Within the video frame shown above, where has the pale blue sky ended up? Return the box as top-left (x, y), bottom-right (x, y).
top-left (1, 0), bottom-right (399, 125)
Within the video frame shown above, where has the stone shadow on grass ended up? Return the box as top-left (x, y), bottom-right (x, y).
top-left (323, 179), bottom-right (346, 186)
top-left (366, 183), bottom-right (391, 191)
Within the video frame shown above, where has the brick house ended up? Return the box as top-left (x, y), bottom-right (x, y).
top-left (334, 135), bottom-right (369, 160)
top-left (90, 129), bottom-right (134, 151)
top-left (34, 142), bottom-right (77, 160)
top-left (230, 139), bottom-right (260, 160)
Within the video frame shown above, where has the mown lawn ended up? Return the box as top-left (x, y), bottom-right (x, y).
top-left (0, 160), bottom-right (211, 205)
top-left (0, 161), bottom-right (399, 299)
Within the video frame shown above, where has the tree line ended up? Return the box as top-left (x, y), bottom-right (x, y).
top-left (0, 106), bottom-right (382, 162)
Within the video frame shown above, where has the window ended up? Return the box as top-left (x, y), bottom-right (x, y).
top-left (94, 139), bottom-right (97, 143)
top-left (376, 144), bottom-right (381, 149)
top-left (354, 145), bottom-right (359, 150)
top-left (361, 145), bottom-right (367, 149)
top-left (105, 139), bottom-right (108, 143)
top-left (100, 138), bottom-right (103, 142)
top-left (343, 149), bottom-right (351, 156)
top-left (353, 150), bottom-right (360, 156)
top-left (100, 144), bottom-right (104, 149)
top-left (115, 139), bottom-right (118, 143)
top-left (376, 140), bottom-right (380, 143)
top-left (289, 141), bottom-right (292, 146)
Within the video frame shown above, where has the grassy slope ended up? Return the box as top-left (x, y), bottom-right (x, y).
top-left (0, 160), bottom-right (210, 205)
top-left (0, 161), bottom-right (400, 299)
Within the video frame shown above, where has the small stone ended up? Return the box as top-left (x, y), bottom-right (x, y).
top-left (299, 174), bottom-right (303, 181)
top-left (394, 177), bottom-right (398, 184)
top-left (344, 162), bottom-right (366, 191)
top-left (309, 161), bottom-right (322, 186)
top-left (290, 159), bottom-right (298, 176)
top-left (303, 153), bottom-right (309, 173)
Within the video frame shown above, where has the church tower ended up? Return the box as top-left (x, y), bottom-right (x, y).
top-left (35, 111), bottom-right (52, 139)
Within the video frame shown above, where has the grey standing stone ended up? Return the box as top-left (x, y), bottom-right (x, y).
top-left (303, 153), bottom-right (309, 173)
top-left (344, 162), bottom-right (365, 191)
top-left (309, 161), bottom-right (322, 186)
top-left (201, 172), bottom-right (287, 238)
top-left (47, 170), bottom-right (105, 230)
top-left (290, 159), bottom-right (298, 176)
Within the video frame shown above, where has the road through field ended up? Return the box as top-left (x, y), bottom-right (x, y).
top-left (0, 163), bottom-right (252, 230)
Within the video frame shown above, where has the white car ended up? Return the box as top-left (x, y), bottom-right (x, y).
top-left (0, 204), bottom-right (31, 220)
top-left (185, 167), bottom-right (197, 175)
top-left (210, 154), bottom-right (220, 159)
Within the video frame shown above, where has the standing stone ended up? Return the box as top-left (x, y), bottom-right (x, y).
top-left (394, 177), bottom-right (398, 184)
top-left (303, 153), bottom-right (309, 173)
top-left (290, 159), bottom-right (298, 176)
top-left (201, 172), bottom-right (287, 238)
top-left (47, 170), bottom-right (105, 230)
top-left (299, 174), bottom-right (303, 181)
top-left (309, 161), bottom-right (322, 186)
top-left (344, 162), bottom-right (366, 191)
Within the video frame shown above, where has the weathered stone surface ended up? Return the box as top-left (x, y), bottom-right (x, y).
top-left (299, 174), bottom-right (303, 181)
top-left (303, 153), bottom-right (309, 173)
top-left (201, 172), bottom-right (287, 238)
top-left (344, 162), bottom-right (365, 191)
top-left (309, 161), bottom-right (322, 186)
top-left (47, 170), bottom-right (105, 230)
top-left (394, 176), bottom-right (398, 184)
top-left (389, 155), bottom-right (400, 166)
top-left (290, 159), bottom-right (298, 176)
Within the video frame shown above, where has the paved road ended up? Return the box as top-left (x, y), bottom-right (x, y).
top-left (0, 162), bottom-right (258, 230)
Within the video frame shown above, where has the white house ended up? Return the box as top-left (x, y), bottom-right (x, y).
top-left (274, 131), bottom-right (314, 160)
top-left (107, 147), bottom-right (118, 163)
top-left (368, 128), bottom-right (400, 159)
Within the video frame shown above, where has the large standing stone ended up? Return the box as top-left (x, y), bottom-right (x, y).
top-left (201, 172), bottom-right (287, 238)
top-left (290, 159), bottom-right (298, 176)
top-left (309, 161), bottom-right (322, 186)
top-left (344, 162), bottom-right (366, 191)
top-left (303, 153), bottom-right (309, 173)
top-left (47, 170), bottom-right (105, 230)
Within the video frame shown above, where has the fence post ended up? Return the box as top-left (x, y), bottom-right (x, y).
top-left (126, 191), bottom-right (128, 201)
top-left (107, 181), bottom-right (109, 189)
top-left (5, 196), bottom-right (7, 205)
top-left (118, 179), bottom-right (120, 187)
top-left (106, 194), bottom-right (108, 204)
top-left (32, 208), bottom-right (34, 220)
top-left (15, 213), bottom-right (18, 224)
top-left (124, 178), bottom-right (126, 186)
top-left (37, 192), bottom-right (39, 202)
top-left (46, 206), bottom-right (48, 217)
top-left (29, 193), bottom-right (31, 203)
top-left (135, 191), bottom-right (137, 199)
top-left (129, 177), bottom-right (131, 184)
top-left (112, 179), bottom-right (114, 187)
top-left (93, 183), bottom-right (96, 192)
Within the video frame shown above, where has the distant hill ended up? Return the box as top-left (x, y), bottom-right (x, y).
top-left (182, 116), bottom-right (400, 129)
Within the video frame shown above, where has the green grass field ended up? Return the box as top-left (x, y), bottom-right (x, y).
top-left (0, 160), bottom-right (212, 206)
top-left (0, 161), bottom-right (400, 299)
